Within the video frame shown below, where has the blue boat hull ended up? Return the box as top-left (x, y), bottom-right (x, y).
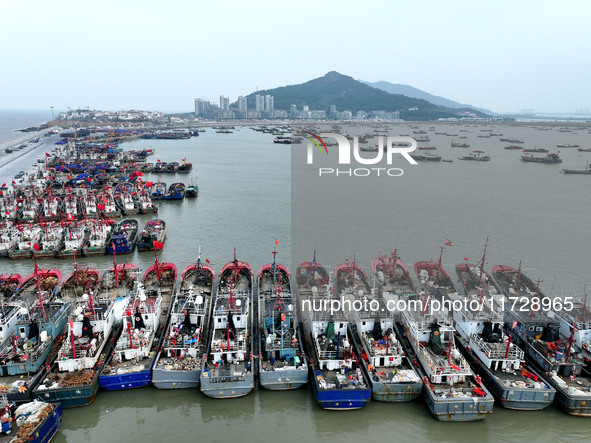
top-left (29, 402), bottom-right (63, 443)
top-left (310, 375), bottom-right (371, 410)
top-left (99, 368), bottom-right (152, 391)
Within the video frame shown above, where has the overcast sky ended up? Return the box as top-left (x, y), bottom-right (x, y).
top-left (1, 0), bottom-right (589, 114)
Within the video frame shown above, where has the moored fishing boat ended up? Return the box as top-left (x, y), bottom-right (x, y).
top-left (35, 222), bottom-right (64, 259)
top-left (150, 182), bottom-right (167, 200)
top-left (164, 183), bottom-right (184, 200)
top-left (95, 263), bottom-right (140, 302)
top-left (0, 399), bottom-right (63, 443)
top-left (0, 224), bottom-right (17, 257)
top-left (82, 220), bottom-right (112, 256)
top-left (0, 273), bottom-right (23, 301)
top-left (32, 291), bottom-right (121, 408)
top-left (39, 194), bottom-right (61, 222)
top-left (9, 224), bottom-right (42, 260)
top-left (553, 297), bottom-right (591, 370)
top-left (115, 191), bottom-right (139, 215)
top-left (59, 266), bottom-right (101, 301)
top-left (136, 186), bottom-right (158, 214)
top-left (200, 253), bottom-right (254, 398)
top-left (152, 255), bottom-right (214, 389)
top-left (136, 219), bottom-right (166, 252)
top-left (258, 250), bottom-right (308, 390)
top-left (297, 256), bottom-right (371, 410)
top-left (99, 282), bottom-right (163, 390)
top-left (96, 188), bottom-right (121, 218)
top-left (491, 264), bottom-right (591, 416)
top-left (55, 221), bottom-right (87, 259)
top-left (16, 268), bottom-right (62, 307)
top-left (106, 219), bottom-right (138, 254)
top-left (402, 302), bottom-right (495, 421)
top-left (453, 245), bottom-right (556, 410)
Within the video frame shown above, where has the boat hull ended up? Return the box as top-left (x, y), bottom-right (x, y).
top-left (537, 371), bottom-right (591, 417)
top-left (423, 387), bottom-right (494, 421)
top-left (152, 367), bottom-right (201, 389)
top-left (259, 367), bottom-right (308, 390)
top-left (99, 368), bottom-right (152, 391)
top-left (33, 378), bottom-right (99, 408)
top-left (310, 374), bottom-right (371, 410)
top-left (456, 338), bottom-right (555, 410)
top-left (27, 402), bottom-right (63, 443)
top-left (199, 372), bottom-right (254, 398)
top-left (83, 246), bottom-right (106, 256)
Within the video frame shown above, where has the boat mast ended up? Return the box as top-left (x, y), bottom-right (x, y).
top-left (112, 241), bottom-right (119, 288)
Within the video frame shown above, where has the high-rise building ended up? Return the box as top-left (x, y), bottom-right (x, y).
top-left (194, 98), bottom-right (211, 117)
top-left (255, 94), bottom-right (265, 112)
top-left (237, 96), bottom-right (247, 112)
top-left (220, 95), bottom-right (230, 110)
top-left (264, 95), bottom-right (274, 112)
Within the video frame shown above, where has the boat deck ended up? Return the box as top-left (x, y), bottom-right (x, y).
top-left (314, 368), bottom-right (367, 390)
top-left (37, 369), bottom-right (96, 390)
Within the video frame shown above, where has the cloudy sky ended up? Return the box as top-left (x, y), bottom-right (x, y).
top-left (1, 0), bottom-right (589, 114)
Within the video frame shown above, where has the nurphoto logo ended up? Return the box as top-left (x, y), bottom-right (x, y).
top-left (305, 133), bottom-right (418, 177)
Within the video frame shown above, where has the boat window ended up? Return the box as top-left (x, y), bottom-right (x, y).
top-left (528, 326), bottom-right (535, 331)
top-left (0, 326), bottom-right (2, 332)
top-left (236, 317), bottom-right (240, 322)
top-left (20, 327), bottom-right (26, 334)
top-left (536, 327), bottom-right (543, 332)
top-left (217, 318), bottom-right (222, 323)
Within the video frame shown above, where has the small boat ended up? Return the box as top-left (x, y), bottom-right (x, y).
top-left (257, 251), bottom-right (308, 390)
top-left (505, 145), bottom-right (524, 150)
top-left (151, 182), bottom-right (167, 200)
top-left (577, 147), bottom-right (591, 152)
top-left (0, 400), bottom-right (63, 443)
top-left (500, 138), bottom-right (524, 143)
top-left (177, 160), bottom-right (192, 173)
top-left (33, 293), bottom-right (121, 408)
top-left (298, 256), bottom-right (371, 410)
top-left (152, 255), bottom-right (214, 389)
top-left (136, 219), bottom-right (166, 252)
top-left (458, 150), bottom-right (490, 161)
top-left (557, 143), bottom-right (579, 148)
top-left (523, 147), bottom-right (549, 153)
top-left (200, 253), bottom-right (255, 398)
top-left (562, 163), bottom-right (591, 174)
top-left (106, 219), bottom-right (138, 254)
top-left (82, 220), bottom-right (113, 256)
top-left (99, 282), bottom-right (163, 391)
top-left (164, 183), bottom-right (185, 200)
top-left (185, 179), bottom-right (198, 198)
top-left (521, 153), bottom-right (562, 163)
top-left (451, 140), bottom-right (470, 148)
top-left (491, 265), bottom-right (591, 416)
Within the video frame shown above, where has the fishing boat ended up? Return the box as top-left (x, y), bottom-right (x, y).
top-left (152, 255), bottom-right (214, 389)
top-left (32, 291), bottom-right (121, 408)
top-left (177, 159), bottom-right (192, 173)
top-left (297, 256), bottom-right (371, 410)
top-left (62, 193), bottom-right (79, 221)
top-left (55, 221), bottom-right (87, 259)
top-left (95, 263), bottom-right (140, 302)
top-left (164, 183), bottom-right (184, 200)
top-left (115, 191), bottom-right (139, 215)
top-left (200, 253), bottom-right (254, 398)
top-left (35, 223), bottom-right (64, 259)
top-left (453, 247), bottom-right (556, 410)
top-left (136, 187), bottom-right (158, 214)
top-left (106, 219), bottom-right (138, 255)
top-left (142, 261), bottom-right (177, 297)
top-left (0, 224), bottom-right (17, 257)
top-left (451, 140), bottom-right (470, 148)
top-left (9, 224), bottom-right (42, 260)
top-left (0, 297), bottom-right (70, 377)
top-left (39, 194), bottom-right (61, 222)
top-left (562, 164), bottom-right (591, 174)
top-left (99, 282), bottom-right (163, 390)
top-left (402, 302), bottom-right (495, 421)
top-left (96, 188), bottom-right (121, 218)
top-left (0, 198), bottom-right (18, 221)
top-left (150, 182), bottom-right (167, 200)
top-left (185, 179), bottom-right (198, 198)
top-left (491, 264), bottom-right (591, 416)
top-left (82, 220), bottom-right (112, 256)
top-left (521, 153), bottom-right (562, 163)
top-left (0, 273), bottom-right (23, 301)
top-left (16, 268), bottom-right (62, 307)
top-left (523, 147), bottom-right (549, 153)
top-left (17, 197), bottom-right (39, 224)
top-left (136, 219), bottom-right (166, 252)
top-left (80, 191), bottom-right (99, 219)
top-left (258, 251), bottom-right (308, 390)
top-left (458, 150), bottom-right (491, 161)
top-left (414, 257), bottom-right (457, 295)
top-left (0, 399), bottom-right (63, 443)
top-left (372, 250), bottom-right (416, 299)
top-left (340, 257), bottom-right (423, 402)
top-left (59, 266), bottom-right (101, 301)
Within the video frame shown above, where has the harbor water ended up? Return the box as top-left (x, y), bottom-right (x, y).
top-left (1, 112), bottom-right (591, 442)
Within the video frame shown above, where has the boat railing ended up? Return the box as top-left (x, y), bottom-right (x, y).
top-left (470, 334), bottom-right (524, 360)
top-left (418, 344), bottom-right (471, 375)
